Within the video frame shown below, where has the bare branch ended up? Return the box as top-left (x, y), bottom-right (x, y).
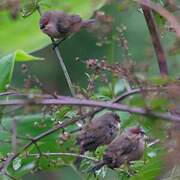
top-left (135, 0), bottom-right (180, 38)
top-left (141, 3), bottom-right (168, 76)
top-left (0, 95), bottom-right (179, 121)
top-left (27, 152), bottom-right (98, 162)
top-left (0, 91), bottom-right (17, 97)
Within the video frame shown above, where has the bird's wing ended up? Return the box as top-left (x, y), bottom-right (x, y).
top-left (77, 113), bottom-right (117, 151)
top-left (76, 121), bottom-right (108, 151)
top-left (108, 135), bottom-right (138, 156)
top-left (56, 14), bottom-right (72, 34)
top-left (120, 137), bottom-right (138, 155)
top-left (81, 114), bottom-right (117, 146)
top-left (70, 15), bottom-right (81, 25)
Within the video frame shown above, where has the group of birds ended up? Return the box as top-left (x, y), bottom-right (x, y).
top-left (76, 112), bottom-right (145, 172)
top-left (39, 11), bottom-right (146, 172)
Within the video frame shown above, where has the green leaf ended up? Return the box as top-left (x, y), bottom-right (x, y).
top-left (12, 161), bottom-right (36, 178)
top-left (148, 97), bottom-right (169, 111)
top-left (114, 79), bottom-right (126, 95)
top-left (153, 12), bottom-right (166, 27)
top-left (0, 49), bottom-right (43, 92)
top-left (0, 175), bottom-right (9, 180)
top-left (148, 76), bottom-right (172, 86)
top-left (39, 0), bottom-right (106, 18)
top-left (130, 158), bottom-right (163, 180)
top-left (15, 49), bottom-right (43, 62)
top-left (21, 0), bottom-right (41, 17)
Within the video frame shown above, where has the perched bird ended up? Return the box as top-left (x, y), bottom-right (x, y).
top-left (39, 10), bottom-right (95, 47)
top-left (75, 112), bottom-right (120, 167)
top-left (90, 127), bottom-right (145, 172)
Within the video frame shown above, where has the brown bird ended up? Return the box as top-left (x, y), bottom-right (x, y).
top-left (75, 112), bottom-right (120, 167)
top-left (39, 10), bottom-right (95, 47)
top-left (90, 127), bottom-right (145, 172)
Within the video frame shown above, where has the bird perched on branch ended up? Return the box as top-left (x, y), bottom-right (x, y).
top-left (90, 127), bottom-right (145, 172)
top-left (75, 112), bottom-right (120, 168)
top-left (39, 10), bottom-right (95, 48)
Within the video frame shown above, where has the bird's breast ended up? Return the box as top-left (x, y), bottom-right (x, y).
top-left (43, 23), bottom-right (61, 39)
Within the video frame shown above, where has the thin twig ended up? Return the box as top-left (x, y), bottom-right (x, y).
top-left (89, 88), bottom-right (142, 117)
top-left (0, 87), bottom-right (161, 99)
top-left (53, 43), bottom-right (76, 96)
top-left (0, 92), bottom-right (17, 97)
top-left (141, 1), bottom-right (168, 76)
top-left (27, 152), bottom-right (98, 162)
top-left (147, 139), bottom-right (160, 147)
top-left (0, 113), bottom-right (89, 172)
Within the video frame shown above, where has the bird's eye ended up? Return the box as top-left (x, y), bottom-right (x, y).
top-left (140, 130), bottom-right (145, 135)
top-left (40, 24), bottom-right (45, 29)
top-left (40, 19), bottom-right (49, 29)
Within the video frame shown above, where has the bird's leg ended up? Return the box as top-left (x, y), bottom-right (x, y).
top-left (124, 163), bottom-right (136, 176)
top-left (52, 37), bottom-right (66, 49)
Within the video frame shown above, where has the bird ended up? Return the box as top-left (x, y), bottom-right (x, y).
top-left (90, 127), bottom-right (145, 172)
top-left (39, 10), bottom-right (95, 48)
top-left (75, 112), bottom-right (120, 168)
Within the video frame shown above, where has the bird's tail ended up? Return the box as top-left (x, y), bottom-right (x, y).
top-left (81, 19), bottom-right (96, 28)
top-left (88, 161), bottom-right (106, 173)
top-left (74, 156), bottom-right (83, 169)
top-left (74, 149), bottom-right (84, 169)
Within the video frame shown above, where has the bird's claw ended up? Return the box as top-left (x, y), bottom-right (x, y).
top-left (52, 38), bottom-right (66, 50)
top-left (52, 42), bottom-right (59, 49)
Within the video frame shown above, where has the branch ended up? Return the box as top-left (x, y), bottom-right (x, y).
top-left (0, 113), bottom-right (90, 173)
top-left (0, 87), bottom-right (159, 120)
top-left (0, 87), bottom-right (166, 120)
top-left (0, 92), bottom-right (17, 97)
top-left (53, 41), bottom-right (76, 96)
top-left (0, 96), bottom-right (179, 122)
top-left (89, 88), bottom-right (142, 117)
top-left (147, 139), bottom-right (160, 147)
top-left (0, 88), bottom-right (177, 175)
top-left (141, 2), bottom-right (168, 76)
top-left (135, 0), bottom-right (180, 39)
top-left (27, 152), bottom-right (98, 162)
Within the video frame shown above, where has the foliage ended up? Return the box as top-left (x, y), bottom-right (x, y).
top-left (0, 0), bottom-right (180, 180)
top-left (0, 49), bottom-right (43, 91)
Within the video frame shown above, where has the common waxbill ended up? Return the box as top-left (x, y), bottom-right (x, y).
top-left (90, 127), bottom-right (145, 172)
top-left (75, 112), bottom-right (120, 167)
top-left (39, 10), bottom-right (95, 46)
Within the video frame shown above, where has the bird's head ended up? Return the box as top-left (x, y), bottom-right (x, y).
top-left (39, 11), bottom-right (61, 38)
top-left (128, 127), bottom-right (145, 136)
top-left (40, 11), bottom-right (52, 30)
